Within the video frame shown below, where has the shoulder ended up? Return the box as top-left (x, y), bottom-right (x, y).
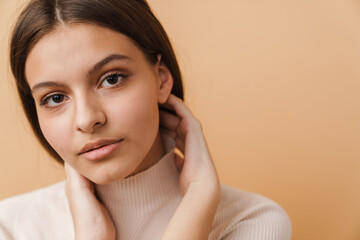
top-left (0, 180), bottom-right (67, 215)
top-left (210, 184), bottom-right (292, 240)
top-left (0, 181), bottom-right (72, 239)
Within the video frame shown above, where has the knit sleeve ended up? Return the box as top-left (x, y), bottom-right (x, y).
top-left (221, 202), bottom-right (292, 240)
top-left (0, 181), bottom-right (72, 240)
top-left (209, 185), bottom-right (292, 240)
top-left (0, 224), bottom-right (15, 240)
top-left (0, 198), bottom-right (20, 240)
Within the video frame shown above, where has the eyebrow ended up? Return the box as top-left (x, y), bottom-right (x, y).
top-left (31, 82), bottom-right (66, 94)
top-left (88, 54), bottom-right (132, 76)
top-left (31, 54), bottom-right (132, 94)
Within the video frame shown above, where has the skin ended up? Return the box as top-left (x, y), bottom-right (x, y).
top-left (26, 24), bottom-right (172, 184)
top-left (25, 23), bottom-right (220, 240)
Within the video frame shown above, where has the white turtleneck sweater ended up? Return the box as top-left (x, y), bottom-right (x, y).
top-left (0, 135), bottom-right (292, 240)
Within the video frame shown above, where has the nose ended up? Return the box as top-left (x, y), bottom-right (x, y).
top-left (74, 94), bottom-right (106, 133)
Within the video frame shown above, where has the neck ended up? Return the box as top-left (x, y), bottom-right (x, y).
top-left (94, 134), bottom-right (180, 240)
top-left (127, 131), bottom-right (166, 178)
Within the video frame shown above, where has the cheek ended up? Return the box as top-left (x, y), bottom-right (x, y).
top-left (38, 113), bottom-right (73, 160)
top-left (108, 83), bottom-right (159, 138)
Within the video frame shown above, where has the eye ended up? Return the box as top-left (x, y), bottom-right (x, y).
top-left (99, 73), bottom-right (127, 88)
top-left (40, 93), bottom-right (68, 108)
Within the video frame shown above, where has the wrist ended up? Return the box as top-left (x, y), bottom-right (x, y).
top-left (185, 180), bottom-right (221, 206)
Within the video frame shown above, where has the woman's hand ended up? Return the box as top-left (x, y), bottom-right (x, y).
top-left (159, 94), bottom-right (221, 240)
top-left (159, 94), bottom-right (220, 196)
top-left (65, 163), bottom-right (115, 240)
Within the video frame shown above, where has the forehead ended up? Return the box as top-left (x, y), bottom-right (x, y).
top-left (25, 23), bottom-right (145, 86)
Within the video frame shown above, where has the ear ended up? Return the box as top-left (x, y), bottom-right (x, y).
top-left (155, 54), bottom-right (173, 104)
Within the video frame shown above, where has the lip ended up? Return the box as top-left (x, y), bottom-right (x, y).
top-left (79, 139), bottom-right (123, 161)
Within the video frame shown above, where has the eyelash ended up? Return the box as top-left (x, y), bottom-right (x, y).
top-left (98, 72), bottom-right (128, 88)
top-left (40, 92), bottom-right (67, 107)
top-left (39, 72), bottom-right (128, 109)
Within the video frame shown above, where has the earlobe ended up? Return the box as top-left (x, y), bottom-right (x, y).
top-left (157, 56), bottom-right (173, 104)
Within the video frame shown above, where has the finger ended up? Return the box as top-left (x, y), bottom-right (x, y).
top-left (166, 94), bottom-right (196, 122)
top-left (176, 123), bottom-right (187, 141)
top-left (159, 102), bottom-right (175, 112)
top-left (159, 127), bottom-right (177, 139)
top-left (159, 103), bottom-right (177, 117)
top-left (160, 109), bottom-right (185, 140)
top-left (65, 162), bottom-right (93, 192)
top-left (159, 109), bottom-right (180, 130)
top-left (65, 163), bottom-right (96, 218)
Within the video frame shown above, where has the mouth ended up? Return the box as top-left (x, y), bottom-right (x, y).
top-left (79, 139), bottom-right (123, 161)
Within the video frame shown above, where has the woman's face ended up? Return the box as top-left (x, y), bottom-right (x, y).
top-left (25, 24), bottom-right (172, 184)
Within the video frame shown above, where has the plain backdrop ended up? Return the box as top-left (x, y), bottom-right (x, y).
top-left (1, 0), bottom-right (360, 240)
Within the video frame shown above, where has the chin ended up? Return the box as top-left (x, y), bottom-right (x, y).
top-left (93, 177), bottom-right (115, 185)
top-left (91, 172), bottom-right (122, 185)
top-left (90, 164), bottom-right (135, 185)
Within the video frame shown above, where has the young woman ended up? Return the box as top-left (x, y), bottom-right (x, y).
top-left (0, 0), bottom-right (292, 239)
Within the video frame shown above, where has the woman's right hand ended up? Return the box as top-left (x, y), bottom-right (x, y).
top-left (65, 163), bottom-right (116, 240)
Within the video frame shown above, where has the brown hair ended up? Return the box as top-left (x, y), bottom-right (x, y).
top-left (10, 0), bottom-right (184, 164)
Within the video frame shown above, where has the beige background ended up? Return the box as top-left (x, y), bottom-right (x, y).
top-left (1, 0), bottom-right (360, 239)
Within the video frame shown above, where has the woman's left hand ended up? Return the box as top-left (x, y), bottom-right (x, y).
top-left (159, 94), bottom-right (221, 240)
top-left (159, 94), bottom-right (220, 196)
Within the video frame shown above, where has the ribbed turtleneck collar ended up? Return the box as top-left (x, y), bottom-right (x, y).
top-left (94, 134), bottom-right (181, 239)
